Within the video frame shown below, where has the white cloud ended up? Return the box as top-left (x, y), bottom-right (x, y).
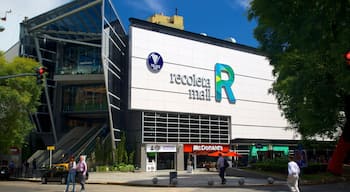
top-left (0, 0), bottom-right (71, 52)
top-left (227, 0), bottom-right (252, 10)
top-left (126, 0), bottom-right (166, 14)
top-left (144, 0), bottom-right (165, 12)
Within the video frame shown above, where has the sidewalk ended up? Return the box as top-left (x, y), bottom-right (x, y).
top-left (13, 166), bottom-right (350, 187)
top-left (85, 168), bottom-right (286, 187)
top-left (12, 168), bottom-right (287, 188)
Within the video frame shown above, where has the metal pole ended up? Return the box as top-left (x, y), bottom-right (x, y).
top-left (34, 37), bottom-right (58, 145)
top-left (0, 73), bottom-right (35, 80)
top-left (49, 150), bottom-right (52, 168)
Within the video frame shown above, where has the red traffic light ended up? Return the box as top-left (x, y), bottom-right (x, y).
top-left (345, 51), bottom-right (350, 61)
top-left (38, 67), bottom-right (45, 75)
top-left (35, 66), bottom-right (47, 85)
top-left (345, 51), bottom-right (350, 65)
top-left (36, 66), bottom-right (47, 74)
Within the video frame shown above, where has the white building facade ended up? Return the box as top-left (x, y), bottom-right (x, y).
top-left (127, 18), bottom-right (300, 171)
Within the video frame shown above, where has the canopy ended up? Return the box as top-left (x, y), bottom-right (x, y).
top-left (208, 151), bottom-right (241, 157)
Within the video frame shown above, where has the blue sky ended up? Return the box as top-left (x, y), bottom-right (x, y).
top-left (113, 0), bottom-right (258, 47)
top-left (0, 0), bottom-right (257, 51)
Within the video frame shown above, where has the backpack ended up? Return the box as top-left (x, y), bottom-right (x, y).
top-left (224, 159), bottom-right (229, 168)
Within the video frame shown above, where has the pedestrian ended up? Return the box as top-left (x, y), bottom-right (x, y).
top-left (216, 153), bottom-right (227, 184)
top-left (9, 160), bottom-right (15, 176)
top-left (77, 155), bottom-right (87, 192)
top-left (287, 155), bottom-right (300, 192)
top-left (32, 159), bottom-right (37, 177)
top-left (65, 156), bottom-right (77, 192)
top-left (24, 160), bottom-right (29, 177)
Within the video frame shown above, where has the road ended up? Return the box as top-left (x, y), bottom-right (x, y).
top-left (0, 181), bottom-right (349, 192)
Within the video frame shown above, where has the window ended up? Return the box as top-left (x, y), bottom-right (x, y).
top-left (142, 112), bottom-right (230, 144)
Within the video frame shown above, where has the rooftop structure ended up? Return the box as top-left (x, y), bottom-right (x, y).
top-left (147, 13), bottom-right (184, 30)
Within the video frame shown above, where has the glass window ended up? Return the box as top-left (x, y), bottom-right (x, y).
top-left (62, 84), bottom-right (107, 112)
top-left (57, 45), bottom-right (102, 75)
top-left (142, 111), bottom-right (230, 144)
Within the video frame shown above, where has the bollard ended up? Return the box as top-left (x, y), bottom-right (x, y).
top-left (152, 177), bottom-right (158, 184)
top-left (171, 178), bottom-right (178, 185)
top-left (267, 177), bottom-right (274, 184)
top-left (238, 178), bottom-right (245, 185)
top-left (169, 171), bottom-right (177, 184)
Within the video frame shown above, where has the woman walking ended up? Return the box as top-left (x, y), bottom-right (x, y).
top-left (77, 155), bottom-right (88, 192)
top-left (65, 156), bottom-right (77, 192)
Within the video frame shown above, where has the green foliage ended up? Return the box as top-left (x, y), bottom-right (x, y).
top-left (248, 0), bottom-right (350, 139)
top-left (251, 157), bottom-right (289, 174)
top-left (94, 136), bottom-right (113, 165)
top-left (96, 165), bottom-right (113, 172)
top-left (114, 132), bottom-right (135, 165)
top-left (302, 163), bottom-right (328, 174)
top-left (0, 53), bottom-right (41, 153)
top-left (95, 164), bottom-right (135, 172)
top-left (94, 132), bottom-right (135, 171)
top-left (251, 157), bottom-right (328, 175)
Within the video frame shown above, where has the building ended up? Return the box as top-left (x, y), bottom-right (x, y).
top-left (7, 0), bottom-right (333, 171)
top-left (126, 18), bottom-right (303, 171)
top-left (147, 13), bottom-right (184, 30)
top-left (17, 0), bottom-right (126, 166)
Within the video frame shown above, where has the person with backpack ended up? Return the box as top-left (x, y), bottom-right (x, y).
top-left (216, 153), bottom-right (228, 184)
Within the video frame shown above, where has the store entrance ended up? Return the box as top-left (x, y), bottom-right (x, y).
top-left (157, 152), bottom-right (175, 170)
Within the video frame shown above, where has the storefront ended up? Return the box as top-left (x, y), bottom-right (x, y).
top-left (145, 144), bottom-right (177, 171)
top-left (183, 144), bottom-right (230, 170)
top-left (249, 145), bottom-right (289, 161)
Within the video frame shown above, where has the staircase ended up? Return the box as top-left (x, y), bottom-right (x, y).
top-left (28, 124), bottom-right (108, 167)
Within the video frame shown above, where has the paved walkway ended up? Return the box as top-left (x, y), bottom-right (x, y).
top-left (14, 168), bottom-right (287, 188)
top-left (86, 169), bottom-right (286, 187)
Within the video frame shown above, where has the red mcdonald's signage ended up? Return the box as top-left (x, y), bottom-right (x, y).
top-left (183, 144), bottom-right (230, 153)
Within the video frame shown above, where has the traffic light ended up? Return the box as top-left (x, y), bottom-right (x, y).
top-left (35, 66), bottom-right (47, 85)
top-left (345, 50), bottom-right (350, 66)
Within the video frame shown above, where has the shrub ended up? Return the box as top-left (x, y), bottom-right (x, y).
top-left (251, 157), bottom-right (288, 174)
top-left (96, 165), bottom-right (113, 172)
top-left (251, 158), bottom-right (328, 175)
top-left (302, 163), bottom-right (327, 174)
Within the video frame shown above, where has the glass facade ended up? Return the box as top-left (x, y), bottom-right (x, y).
top-left (102, 0), bottom-right (127, 147)
top-left (57, 45), bottom-right (102, 75)
top-left (19, 0), bottom-right (127, 158)
top-left (143, 112), bottom-right (230, 144)
top-left (62, 84), bottom-right (107, 112)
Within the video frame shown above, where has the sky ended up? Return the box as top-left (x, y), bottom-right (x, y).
top-left (0, 0), bottom-right (257, 52)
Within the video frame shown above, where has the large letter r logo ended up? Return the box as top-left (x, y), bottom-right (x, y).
top-left (215, 63), bottom-right (236, 104)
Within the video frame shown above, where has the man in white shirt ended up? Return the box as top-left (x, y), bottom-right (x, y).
top-left (287, 155), bottom-right (300, 192)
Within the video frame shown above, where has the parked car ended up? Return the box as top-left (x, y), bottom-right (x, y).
top-left (53, 163), bottom-right (69, 171)
top-left (0, 166), bottom-right (10, 180)
top-left (41, 164), bottom-right (88, 184)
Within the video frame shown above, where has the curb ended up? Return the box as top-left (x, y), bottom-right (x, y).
top-left (12, 177), bottom-right (286, 188)
top-left (12, 176), bottom-right (349, 188)
top-left (88, 181), bottom-right (288, 188)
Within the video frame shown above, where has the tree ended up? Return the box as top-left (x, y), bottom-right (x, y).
top-left (115, 132), bottom-right (127, 165)
top-left (0, 53), bottom-right (42, 153)
top-left (248, 0), bottom-right (350, 174)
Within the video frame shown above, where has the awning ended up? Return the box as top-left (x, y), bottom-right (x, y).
top-left (208, 151), bottom-right (241, 157)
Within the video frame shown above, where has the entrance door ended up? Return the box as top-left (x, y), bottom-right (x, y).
top-left (157, 152), bottom-right (175, 170)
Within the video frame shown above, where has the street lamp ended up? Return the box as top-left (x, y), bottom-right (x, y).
top-left (0, 10), bottom-right (11, 32)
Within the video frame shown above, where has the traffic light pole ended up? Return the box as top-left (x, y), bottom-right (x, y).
top-left (34, 37), bottom-right (58, 145)
top-left (0, 73), bottom-right (35, 80)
